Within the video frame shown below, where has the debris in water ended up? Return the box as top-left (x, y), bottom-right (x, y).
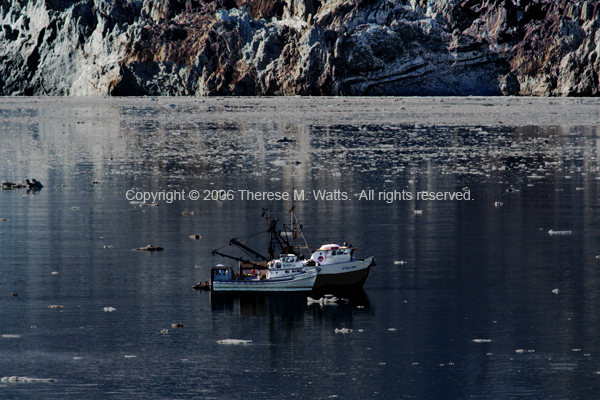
top-left (134, 244), bottom-right (164, 251)
top-left (494, 201), bottom-right (503, 207)
top-left (0, 218), bottom-right (7, 221)
top-left (48, 305), bottom-right (63, 309)
top-left (103, 307), bottom-right (116, 312)
top-left (182, 211), bottom-right (195, 215)
top-left (171, 323), bottom-right (185, 328)
top-left (217, 339), bottom-right (252, 345)
top-left (189, 234), bottom-right (202, 240)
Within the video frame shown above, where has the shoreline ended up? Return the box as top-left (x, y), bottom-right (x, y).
top-left (1, 96), bottom-right (599, 128)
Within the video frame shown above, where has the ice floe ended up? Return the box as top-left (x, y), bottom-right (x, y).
top-left (1, 376), bottom-right (55, 383)
top-left (335, 328), bottom-right (352, 334)
top-left (217, 339), bottom-right (252, 345)
top-left (548, 230), bottom-right (572, 235)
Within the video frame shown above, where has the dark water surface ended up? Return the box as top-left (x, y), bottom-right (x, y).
top-left (1, 98), bottom-right (600, 399)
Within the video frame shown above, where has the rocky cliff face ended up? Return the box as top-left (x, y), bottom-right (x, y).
top-left (0, 0), bottom-right (599, 96)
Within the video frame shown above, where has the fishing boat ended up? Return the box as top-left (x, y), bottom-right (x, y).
top-left (210, 255), bottom-right (318, 292)
top-left (210, 202), bottom-right (375, 291)
top-left (307, 244), bottom-right (375, 291)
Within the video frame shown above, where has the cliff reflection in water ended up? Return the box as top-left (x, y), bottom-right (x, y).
top-left (2, 98), bottom-right (600, 400)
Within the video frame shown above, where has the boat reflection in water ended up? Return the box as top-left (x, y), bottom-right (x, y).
top-left (209, 289), bottom-right (372, 320)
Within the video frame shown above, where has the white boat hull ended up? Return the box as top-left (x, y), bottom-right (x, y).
top-left (212, 269), bottom-right (318, 292)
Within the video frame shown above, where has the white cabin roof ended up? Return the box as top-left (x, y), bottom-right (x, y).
top-left (316, 244), bottom-right (347, 251)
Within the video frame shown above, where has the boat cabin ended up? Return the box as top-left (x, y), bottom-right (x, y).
top-left (267, 254), bottom-right (306, 279)
top-left (211, 266), bottom-right (234, 281)
top-left (310, 244), bottom-right (353, 265)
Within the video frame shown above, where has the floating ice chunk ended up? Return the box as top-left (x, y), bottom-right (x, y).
top-left (160, 329), bottom-right (169, 334)
top-left (1, 376), bottom-right (55, 383)
top-left (307, 295), bottom-right (345, 306)
top-left (595, 255), bottom-right (600, 259)
top-left (494, 201), bottom-right (503, 207)
top-left (548, 230), bottom-right (572, 235)
top-left (572, 349), bottom-right (581, 352)
top-left (124, 355), bottom-right (137, 358)
top-left (394, 260), bottom-right (406, 265)
top-left (414, 210), bottom-right (423, 215)
top-left (48, 305), bottom-right (63, 309)
top-left (472, 339), bottom-right (492, 343)
top-left (388, 328), bottom-right (397, 331)
top-left (73, 357), bottom-right (82, 360)
top-left (2, 334), bottom-right (20, 338)
top-left (307, 297), bottom-right (321, 305)
top-left (552, 289), bottom-right (560, 294)
top-left (335, 328), bottom-right (352, 334)
top-left (103, 307), bottom-right (116, 312)
top-left (51, 272), bottom-right (59, 275)
top-left (217, 339), bottom-right (252, 345)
